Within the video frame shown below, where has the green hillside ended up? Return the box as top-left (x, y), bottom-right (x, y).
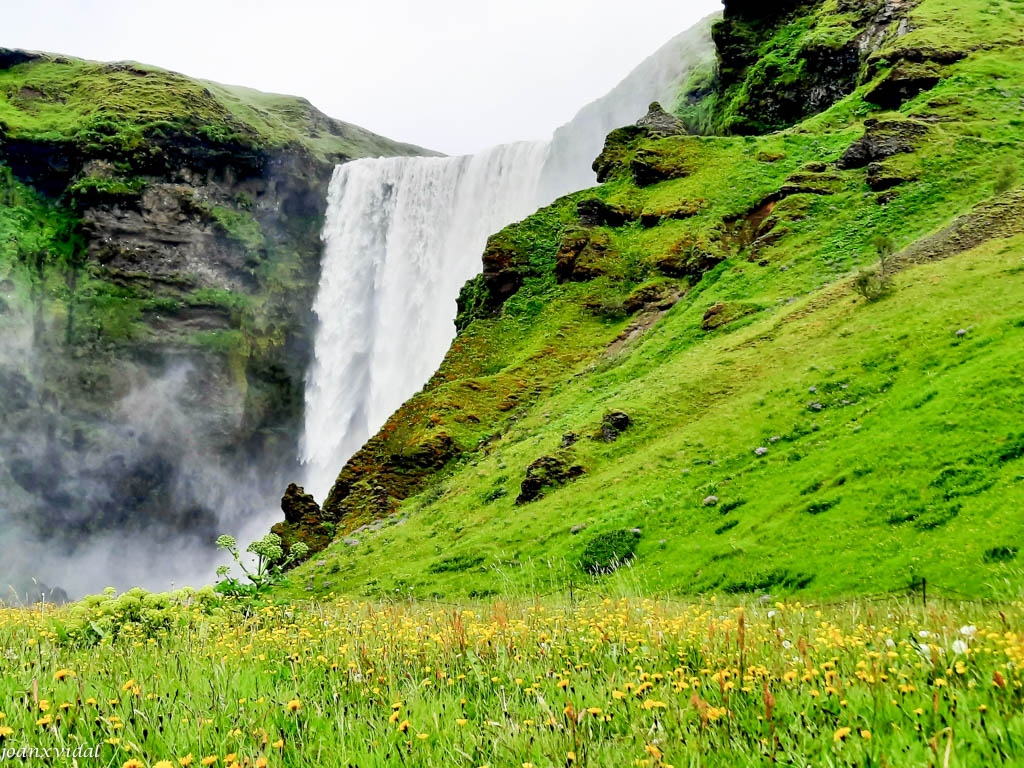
top-left (0, 49), bottom-right (429, 164)
top-left (279, 0), bottom-right (1024, 601)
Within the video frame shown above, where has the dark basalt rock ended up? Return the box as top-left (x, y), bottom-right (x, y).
top-left (593, 126), bottom-right (646, 184)
top-left (630, 147), bottom-right (691, 187)
top-left (516, 455), bottom-right (585, 504)
top-left (577, 198), bottom-right (635, 228)
top-left (481, 240), bottom-right (524, 307)
top-left (867, 161), bottom-right (917, 191)
top-left (599, 411), bottom-right (633, 442)
top-left (655, 240), bottom-right (724, 280)
top-left (866, 61), bottom-right (943, 109)
top-left (837, 119), bottom-right (929, 169)
top-left (635, 102), bottom-right (687, 137)
top-left (281, 483), bottom-right (320, 525)
top-left (555, 228), bottom-right (613, 283)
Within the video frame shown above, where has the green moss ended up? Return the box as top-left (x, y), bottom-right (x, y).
top-left (0, 55), bottom-right (431, 165)
top-left (210, 206), bottom-right (264, 253)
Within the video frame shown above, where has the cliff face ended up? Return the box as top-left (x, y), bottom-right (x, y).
top-left (0, 50), bottom-right (430, 593)
top-left (711, 0), bottom-right (964, 134)
top-left (276, 0), bottom-right (1024, 600)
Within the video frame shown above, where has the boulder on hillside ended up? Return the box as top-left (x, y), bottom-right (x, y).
top-left (599, 411), bottom-right (633, 442)
top-left (281, 483), bottom-right (320, 525)
top-left (635, 102), bottom-right (687, 137)
top-left (837, 119), bottom-right (929, 170)
top-left (516, 455), bottom-right (585, 504)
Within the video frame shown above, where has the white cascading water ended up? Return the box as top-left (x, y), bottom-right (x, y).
top-left (300, 16), bottom-right (718, 501)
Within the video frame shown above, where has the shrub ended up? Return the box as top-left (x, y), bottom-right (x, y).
top-left (983, 546), bottom-right (1018, 564)
top-left (580, 529), bottom-right (640, 575)
top-left (995, 163), bottom-right (1018, 195)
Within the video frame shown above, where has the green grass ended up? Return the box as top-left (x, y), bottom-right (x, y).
top-left (289, 0), bottom-right (1024, 602)
top-left (2, 593), bottom-right (1023, 767)
top-left (0, 54), bottom-right (431, 164)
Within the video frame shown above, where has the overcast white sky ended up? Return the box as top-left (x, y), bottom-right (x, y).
top-left (3, 0), bottom-right (721, 155)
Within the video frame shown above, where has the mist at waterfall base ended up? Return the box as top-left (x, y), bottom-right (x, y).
top-left (0, 334), bottom-right (286, 601)
top-left (300, 17), bottom-right (716, 500)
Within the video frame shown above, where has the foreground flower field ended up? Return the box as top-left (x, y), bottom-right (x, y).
top-left (1, 591), bottom-right (1023, 767)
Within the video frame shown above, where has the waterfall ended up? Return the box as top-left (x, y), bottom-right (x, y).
top-left (300, 16), bottom-right (718, 501)
top-left (300, 142), bottom-right (550, 499)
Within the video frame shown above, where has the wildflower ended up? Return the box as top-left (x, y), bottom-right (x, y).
top-left (0, 726), bottom-right (12, 739)
top-left (36, 715), bottom-right (53, 727)
top-left (398, 719), bottom-right (410, 733)
top-left (155, 762), bottom-right (176, 768)
top-left (860, 730), bottom-right (872, 740)
top-left (272, 740), bottom-right (284, 749)
top-left (256, 760), bottom-right (268, 768)
top-left (834, 727), bottom-right (852, 742)
top-left (123, 761), bottom-right (145, 768)
top-left (952, 639), bottom-right (968, 655)
top-left (568, 752), bottom-right (577, 763)
top-left (201, 758), bottom-right (218, 767)
top-left (960, 625), bottom-right (978, 639)
top-left (417, 733), bottom-right (429, 740)
top-left (286, 698), bottom-right (302, 712)
top-left (53, 669), bottom-right (75, 681)
top-left (456, 718), bottom-right (469, 726)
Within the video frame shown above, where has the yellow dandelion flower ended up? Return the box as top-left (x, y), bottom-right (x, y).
top-left (456, 718), bottom-right (469, 726)
top-left (286, 699), bottom-right (302, 712)
top-left (860, 730), bottom-right (872, 740)
top-left (123, 760), bottom-right (145, 768)
top-left (834, 727), bottom-right (852, 742)
top-left (417, 733), bottom-right (429, 740)
top-left (398, 719), bottom-right (410, 733)
top-left (155, 762), bottom-right (176, 768)
top-left (568, 751), bottom-right (577, 763)
top-left (255, 759), bottom-right (268, 768)
top-left (201, 758), bottom-right (218, 767)
top-left (36, 715), bottom-right (53, 727)
top-left (53, 669), bottom-right (75, 681)
top-left (122, 679), bottom-right (137, 692)
top-left (272, 739), bottom-right (285, 749)
top-left (0, 726), bottom-right (13, 738)
top-left (38, 700), bottom-right (50, 712)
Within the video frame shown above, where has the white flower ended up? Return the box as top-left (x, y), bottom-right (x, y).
top-left (782, 640), bottom-right (792, 650)
top-left (885, 638), bottom-right (896, 649)
top-left (960, 625), bottom-right (977, 639)
top-left (952, 639), bottom-right (968, 656)
top-left (768, 610), bottom-right (777, 619)
top-left (918, 630), bottom-right (931, 639)
top-left (917, 643), bottom-right (931, 658)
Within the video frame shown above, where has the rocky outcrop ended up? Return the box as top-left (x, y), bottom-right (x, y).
top-left (837, 118), bottom-right (929, 169)
top-left (635, 102), bottom-right (687, 137)
top-left (598, 411), bottom-right (632, 442)
top-left (516, 455), bottom-right (585, 504)
top-left (712, 0), bottom-right (922, 134)
top-left (555, 229), bottom-right (614, 283)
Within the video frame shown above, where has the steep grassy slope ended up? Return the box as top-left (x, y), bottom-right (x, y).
top-left (281, 0), bottom-right (1024, 600)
